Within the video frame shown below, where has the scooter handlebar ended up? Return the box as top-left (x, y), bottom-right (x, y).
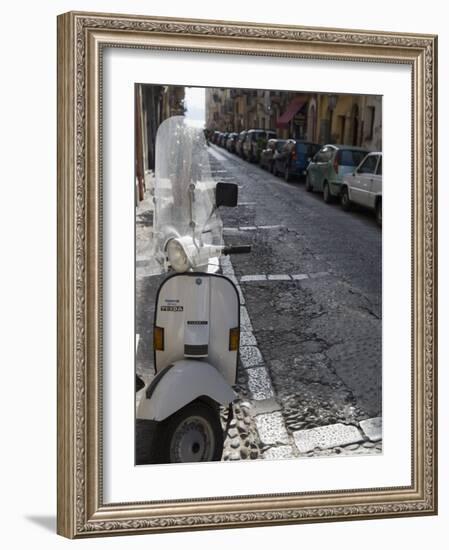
top-left (223, 245), bottom-right (251, 255)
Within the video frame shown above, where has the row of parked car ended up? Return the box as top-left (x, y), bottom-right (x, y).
top-left (210, 129), bottom-right (382, 226)
top-left (211, 129), bottom-right (278, 163)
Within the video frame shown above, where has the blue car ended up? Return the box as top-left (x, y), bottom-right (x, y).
top-left (273, 140), bottom-right (322, 182)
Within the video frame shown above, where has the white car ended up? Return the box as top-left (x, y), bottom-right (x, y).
top-left (340, 152), bottom-right (382, 225)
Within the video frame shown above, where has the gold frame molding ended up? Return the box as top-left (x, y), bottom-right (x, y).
top-left (57, 11), bottom-right (438, 538)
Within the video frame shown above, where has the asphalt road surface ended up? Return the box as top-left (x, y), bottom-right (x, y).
top-left (208, 145), bottom-right (382, 426)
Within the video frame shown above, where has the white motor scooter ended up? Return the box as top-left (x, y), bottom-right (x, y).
top-left (136, 116), bottom-right (250, 463)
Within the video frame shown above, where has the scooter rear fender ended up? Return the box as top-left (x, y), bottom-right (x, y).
top-left (136, 360), bottom-right (237, 422)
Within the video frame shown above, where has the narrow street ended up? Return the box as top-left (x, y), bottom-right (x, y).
top-left (136, 143), bottom-right (382, 463)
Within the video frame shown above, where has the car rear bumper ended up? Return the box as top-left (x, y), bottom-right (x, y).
top-left (329, 180), bottom-right (343, 196)
top-left (291, 164), bottom-right (308, 177)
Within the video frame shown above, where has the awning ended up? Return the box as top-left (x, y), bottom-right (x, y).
top-left (276, 97), bottom-right (306, 129)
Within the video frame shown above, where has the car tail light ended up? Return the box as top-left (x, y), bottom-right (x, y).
top-left (333, 157), bottom-right (339, 173)
top-left (229, 327), bottom-right (240, 351)
top-left (154, 326), bottom-right (165, 351)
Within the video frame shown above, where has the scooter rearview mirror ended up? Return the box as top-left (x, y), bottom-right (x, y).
top-left (216, 181), bottom-right (238, 208)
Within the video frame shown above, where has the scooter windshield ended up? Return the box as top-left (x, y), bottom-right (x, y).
top-left (152, 116), bottom-right (223, 269)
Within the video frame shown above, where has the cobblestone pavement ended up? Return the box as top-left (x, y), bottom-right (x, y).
top-left (136, 144), bottom-right (382, 463)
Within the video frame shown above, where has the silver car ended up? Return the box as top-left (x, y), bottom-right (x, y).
top-left (340, 152), bottom-right (382, 225)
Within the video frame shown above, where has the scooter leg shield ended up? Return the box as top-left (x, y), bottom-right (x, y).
top-left (137, 360), bottom-right (237, 422)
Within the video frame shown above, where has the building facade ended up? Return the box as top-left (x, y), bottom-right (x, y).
top-left (135, 85), bottom-right (185, 201)
top-left (205, 87), bottom-right (382, 151)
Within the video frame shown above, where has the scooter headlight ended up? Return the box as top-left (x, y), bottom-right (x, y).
top-left (166, 238), bottom-right (190, 273)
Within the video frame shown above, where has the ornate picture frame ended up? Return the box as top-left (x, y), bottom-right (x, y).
top-left (57, 11), bottom-right (437, 538)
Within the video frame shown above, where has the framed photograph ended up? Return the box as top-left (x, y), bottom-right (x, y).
top-left (57, 11), bottom-right (437, 538)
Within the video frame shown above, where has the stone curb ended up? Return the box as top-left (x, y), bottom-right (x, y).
top-left (291, 417), bottom-right (383, 454)
top-left (293, 423), bottom-right (364, 454)
top-left (359, 417), bottom-right (382, 442)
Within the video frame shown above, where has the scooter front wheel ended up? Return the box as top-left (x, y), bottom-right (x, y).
top-left (156, 400), bottom-right (224, 463)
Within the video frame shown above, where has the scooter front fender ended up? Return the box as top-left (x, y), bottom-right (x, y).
top-left (137, 360), bottom-right (237, 421)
